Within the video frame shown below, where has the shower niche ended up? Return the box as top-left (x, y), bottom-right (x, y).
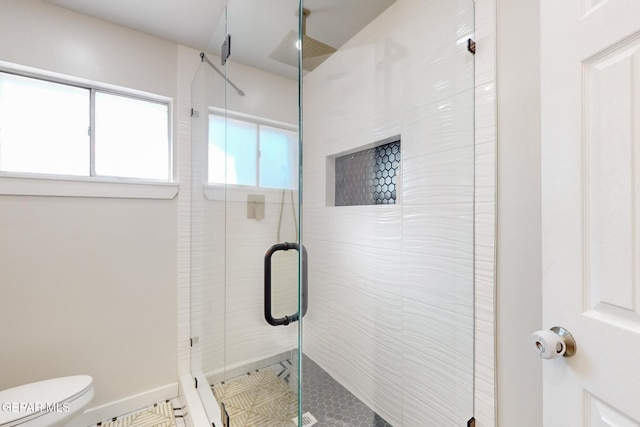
top-left (190, 0), bottom-right (475, 426)
top-left (329, 136), bottom-right (401, 207)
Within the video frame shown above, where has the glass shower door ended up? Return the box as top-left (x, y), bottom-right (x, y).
top-left (299, 1), bottom-right (476, 425)
top-left (190, 2), bottom-right (303, 426)
top-left (191, 0), bottom-right (476, 426)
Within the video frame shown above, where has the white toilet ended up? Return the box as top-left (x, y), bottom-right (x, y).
top-left (0, 376), bottom-right (94, 427)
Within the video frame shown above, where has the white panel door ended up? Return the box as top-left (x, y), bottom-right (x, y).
top-left (541, 0), bottom-right (640, 425)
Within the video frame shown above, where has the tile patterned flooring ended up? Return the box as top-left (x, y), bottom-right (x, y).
top-left (212, 355), bottom-right (392, 427)
top-left (95, 354), bottom-right (391, 427)
top-left (93, 400), bottom-right (183, 427)
top-left (213, 369), bottom-right (297, 427)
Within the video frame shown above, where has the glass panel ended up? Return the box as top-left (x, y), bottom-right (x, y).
top-left (269, 248), bottom-right (299, 320)
top-left (206, 114), bottom-right (226, 185)
top-left (189, 9), bottom-right (228, 424)
top-left (94, 92), bottom-right (169, 180)
top-left (190, 1), bottom-right (302, 426)
top-left (191, 0), bottom-right (474, 426)
top-left (208, 114), bottom-right (257, 186)
top-left (301, 1), bottom-right (475, 425)
top-left (259, 125), bottom-right (298, 189)
top-left (0, 72), bottom-right (89, 176)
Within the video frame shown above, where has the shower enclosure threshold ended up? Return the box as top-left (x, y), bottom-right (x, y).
top-left (211, 354), bottom-right (392, 427)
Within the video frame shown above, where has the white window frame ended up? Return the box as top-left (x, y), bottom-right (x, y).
top-left (204, 107), bottom-right (297, 200)
top-left (0, 62), bottom-right (177, 199)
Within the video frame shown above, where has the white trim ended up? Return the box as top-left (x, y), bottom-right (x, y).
top-left (66, 382), bottom-right (178, 427)
top-left (178, 374), bottom-right (208, 427)
top-left (0, 61), bottom-right (175, 186)
top-left (204, 349), bottom-right (294, 386)
top-left (202, 184), bottom-right (297, 202)
top-left (208, 107), bottom-right (297, 131)
top-left (195, 372), bottom-right (223, 427)
top-left (0, 174), bottom-right (178, 199)
top-left (0, 60), bottom-right (172, 104)
top-left (181, 372), bottom-right (222, 427)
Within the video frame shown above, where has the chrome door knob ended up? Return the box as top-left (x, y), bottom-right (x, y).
top-left (531, 326), bottom-right (576, 359)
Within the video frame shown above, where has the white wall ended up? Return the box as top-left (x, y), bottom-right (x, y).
top-left (0, 0), bottom-right (178, 414)
top-left (473, 0), bottom-right (544, 424)
top-left (0, 0), bottom-right (177, 98)
top-left (302, 0), bottom-right (475, 425)
top-left (496, 0), bottom-right (542, 425)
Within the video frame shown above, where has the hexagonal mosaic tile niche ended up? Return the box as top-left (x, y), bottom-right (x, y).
top-left (334, 138), bottom-right (400, 206)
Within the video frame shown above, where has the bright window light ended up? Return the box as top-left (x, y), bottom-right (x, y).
top-left (208, 113), bottom-right (297, 190)
top-left (259, 125), bottom-right (297, 189)
top-left (0, 72), bottom-right (89, 176)
top-left (95, 92), bottom-right (169, 180)
top-left (0, 70), bottom-right (171, 181)
top-left (208, 115), bottom-right (257, 186)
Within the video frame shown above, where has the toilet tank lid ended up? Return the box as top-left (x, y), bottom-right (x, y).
top-left (0, 375), bottom-right (93, 425)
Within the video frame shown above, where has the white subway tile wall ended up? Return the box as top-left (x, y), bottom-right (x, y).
top-left (302, 0), bottom-right (476, 425)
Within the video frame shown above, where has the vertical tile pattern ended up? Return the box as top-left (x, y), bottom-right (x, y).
top-left (302, 0), bottom-right (480, 425)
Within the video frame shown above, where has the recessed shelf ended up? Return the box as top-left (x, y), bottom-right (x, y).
top-left (332, 137), bottom-right (401, 207)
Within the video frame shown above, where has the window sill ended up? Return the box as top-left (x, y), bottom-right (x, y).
top-left (0, 174), bottom-right (178, 199)
top-left (203, 184), bottom-right (297, 202)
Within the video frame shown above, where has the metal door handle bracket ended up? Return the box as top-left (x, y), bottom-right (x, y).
top-left (264, 242), bottom-right (308, 326)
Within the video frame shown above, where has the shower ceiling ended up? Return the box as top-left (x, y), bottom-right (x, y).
top-left (43, 0), bottom-right (396, 79)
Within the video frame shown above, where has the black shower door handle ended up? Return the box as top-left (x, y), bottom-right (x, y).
top-left (264, 242), bottom-right (308, 326)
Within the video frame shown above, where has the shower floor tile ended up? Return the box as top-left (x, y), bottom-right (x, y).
top-left (299, 355), bottom-right (392, 427)
top-left (212, 355), bottom-right (392, 427)
top-left (213, 368), bottom-right (297, 427)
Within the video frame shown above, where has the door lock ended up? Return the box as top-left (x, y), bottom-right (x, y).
top-left (531, 326), bottom-right (576, 359)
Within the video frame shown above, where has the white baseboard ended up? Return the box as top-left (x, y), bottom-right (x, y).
top-left (204, 349), bottom-right (295, 385)
top-left (67, 382), bottom-right (179, 427)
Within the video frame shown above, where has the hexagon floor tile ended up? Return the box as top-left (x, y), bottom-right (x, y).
top-left (300, 355), bottom-right (392, 427)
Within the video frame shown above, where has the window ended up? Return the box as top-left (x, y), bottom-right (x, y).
top-left (208, 113), bottom-right (297, 189)
top-left (0, 71), bottom-right (171, 181)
